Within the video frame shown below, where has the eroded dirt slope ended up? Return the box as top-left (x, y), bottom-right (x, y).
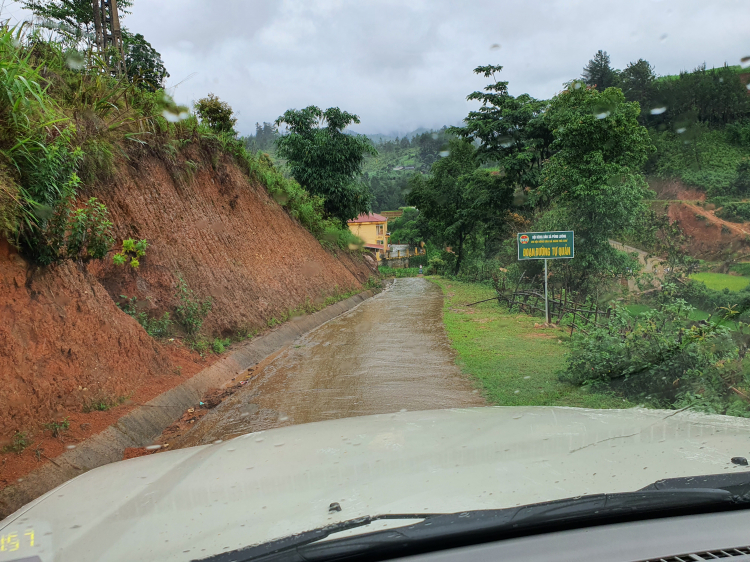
top-left (0, 148), bottom-right (374, 440)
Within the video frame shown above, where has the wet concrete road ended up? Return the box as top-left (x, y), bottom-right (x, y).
top-left (168, 278), bottom-right (486, 448)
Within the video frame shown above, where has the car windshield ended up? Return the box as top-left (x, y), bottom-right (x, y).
top-left (1, 0), bottom-right (749, 561)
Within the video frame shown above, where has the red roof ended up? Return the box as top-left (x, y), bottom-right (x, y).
top-left (364, 243), bottom-right (385, 250)
top-left (348, 213), bottom-right (387, 224)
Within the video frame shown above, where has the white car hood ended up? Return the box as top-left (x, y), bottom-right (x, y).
top-left (3, 406), bottom-right (750, 562)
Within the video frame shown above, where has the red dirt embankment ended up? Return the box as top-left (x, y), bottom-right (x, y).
top-left (666, 201), bottom-right (750, 259)
top-left (0, 147), bottom-right (374, 447)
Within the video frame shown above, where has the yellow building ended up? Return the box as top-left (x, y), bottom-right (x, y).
top-left (347, 213), bottom-right (388, 258)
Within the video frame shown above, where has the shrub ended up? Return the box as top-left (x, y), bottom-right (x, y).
top-left (559, 298), bottom-right (746, 414)
top-left (2, 432), bottom-right (29, 454)
top-left (427, 257), bottom-right (446, 274)
top-left (174, 275), bottom-right (212, 335)
top-left (43, 417), bottom-right (70, 438)
top-left (212, 337), bottom-right (231, 354)
top-left (113, 239), bottom-right (148, 268)
top-left (716, 202), bottom-right (750, 223)
top-left (194, 93), bottom-right (237, 134)
top-left (118, 295), bottom-right (172, 338)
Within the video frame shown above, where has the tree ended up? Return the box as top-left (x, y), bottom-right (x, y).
top-left (407, 139), bottom-right (514, 274)
top-left (122, 30), bottom-right (169, 91)
top-left (195, 93), bottom-right (237, 134)
top-left (581, 50), bottom-right (618, 90)
top-left (275, 106), bottom-right (376, 225)
top-left (536, 84), bottom-right (655, 291)
top-left (22, 0), bottom-right (132, 46)
top-left (619, 59), bottom-right (656, 119)
top-left (388, 207), bottom-right (423, 245)
top-left (451, 65), bottom-right (553, 190)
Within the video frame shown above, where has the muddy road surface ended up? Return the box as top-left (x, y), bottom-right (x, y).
top-left (162, 278), bottom-right (485, 448)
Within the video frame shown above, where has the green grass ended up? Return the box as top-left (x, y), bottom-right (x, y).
top-left (625, 303), bottom-right (711, 323)
top-left (689, 272), bottom-right (750, 292)
top-left (379, 266), bottom-right (419, 278)
top-left (431, 278), bottom-right (632, 409)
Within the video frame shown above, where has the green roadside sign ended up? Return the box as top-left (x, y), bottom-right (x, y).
top-left (517, 230), bottom-right (574, 260)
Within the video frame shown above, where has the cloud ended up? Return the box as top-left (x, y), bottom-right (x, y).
top-left (10, 0), bottom-right (750, 135)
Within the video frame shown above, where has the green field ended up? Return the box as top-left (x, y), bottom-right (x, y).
top-left (625, 303), bottom-right (711, 322)
top-left (431, 278), bottom-right (631, 409)
top-left (689, 272), bottom-right (750, 292)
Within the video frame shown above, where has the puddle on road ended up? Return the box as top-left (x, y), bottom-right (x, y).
top-left (166, 278), bottom-right (485, 448)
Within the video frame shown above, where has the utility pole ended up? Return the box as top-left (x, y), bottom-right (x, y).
top-left (92, 0), bottom-right (126, 77)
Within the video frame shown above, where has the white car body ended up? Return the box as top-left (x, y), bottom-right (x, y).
top-left (2, 406), bottom-right (750, 562)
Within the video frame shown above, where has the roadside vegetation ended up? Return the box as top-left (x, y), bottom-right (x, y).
top-left (432, 278), bottom-right (630, 409)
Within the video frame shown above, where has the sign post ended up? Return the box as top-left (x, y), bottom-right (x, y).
top-left (517, 231), bottom-right (575, 324)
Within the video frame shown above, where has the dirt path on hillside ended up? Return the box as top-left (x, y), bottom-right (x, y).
top-left (158, 278), bottom-right (485, 448)
top-left (683, 202), bottom-right (750, 237)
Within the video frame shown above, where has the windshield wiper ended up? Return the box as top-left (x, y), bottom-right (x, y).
top-left (197, 475), bottom-right (750, 562)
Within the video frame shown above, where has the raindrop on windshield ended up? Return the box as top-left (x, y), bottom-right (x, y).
top-left (162, 109), bottom-right (183, 123)
top-left (740, 56), bottom-right (750, 69)
top-left (145, 445), bottom-right (161, 451)
top-left (490, 43), bottom-right (501, 50)
top-left (650, 107), bottom-right (667, 115)
top-left (65, 52), bottom-right (85, 70)
top-left (659, 33), bottom-right (668, 42)
top-left (66, 445), bottom-right (76, 449)
top-left (255, 437), bottom-right (265, 442)
top-left (213, 440), bottom-right (223, 444)
top-left (438, 151), bottom-right (450, 158)
top-left (595, 111), bottom-right (610, 120)
top-left (676, 127), bottom-right (687, 134)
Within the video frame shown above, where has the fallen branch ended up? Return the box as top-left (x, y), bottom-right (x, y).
top-left (465, 297), bottom-right (497, 307)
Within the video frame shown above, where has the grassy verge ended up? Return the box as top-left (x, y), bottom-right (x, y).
top-left (689, 272), bottom-right (750, 292)
top-left (379, 266), bottom-right (420, 278)
top-left (431, 278), bottom-right (631, 409)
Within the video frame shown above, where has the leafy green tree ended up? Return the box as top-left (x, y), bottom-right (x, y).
top-left (407, 139), bottom-right (514, 274)
top-left (21, 0), bottom-right (132, 44)
top-left (536, 84), bottom-right (655, 291)
top-left (195, 93), bottom-right (237, 134)
top-left (581, 50), bottom-right (618, 90)
top-left (619, 58), bottom-right (656, 118)
top-left (388, 207), bottom-right (423, 245)
top-left (275, 106), bottom-right (376, 225)
top-left (122, 30), bottom-right (169, 91)
top-left (451, 65), bottom-right (553, 190)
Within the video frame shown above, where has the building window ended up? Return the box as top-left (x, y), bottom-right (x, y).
top-left (376, 224), bottom-right (384, 236)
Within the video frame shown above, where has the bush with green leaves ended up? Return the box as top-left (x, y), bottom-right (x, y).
top-left (43, 417), bottom-right (70, 438)
top-left (194, 93), bottom-right (237, 134)
top-left (118, 295), bottom-right (172, 338)
top-left (559, 297), bottom-right (748, 414)
top-left (34, 184), bottom-right (115, 265)
top-left (2, 432), bottom-right (30, 454)
top-left (174, 275), bottom-right (212, 336)
top-left (113, 238), bottom-right (148, 268)
top-left (716, 202), bottom-right (750, 223)
top-left (212, 337), bottom-right (231, 354)
top-left (427, 257), bottom-right (446, 275)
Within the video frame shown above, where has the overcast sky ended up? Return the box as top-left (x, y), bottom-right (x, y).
top-left (5, 0), bottom-right (749, 136)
